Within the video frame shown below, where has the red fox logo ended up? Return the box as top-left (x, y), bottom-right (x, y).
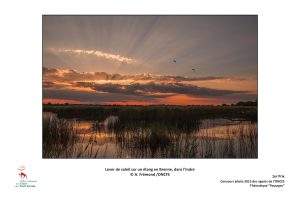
top-left (19, 172), bottom-right (27, 179)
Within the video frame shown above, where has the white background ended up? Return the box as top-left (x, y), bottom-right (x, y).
top-left (1, 0), bottom-right (300, 199)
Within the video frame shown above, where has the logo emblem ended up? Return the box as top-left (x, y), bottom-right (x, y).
top-left (15, 164), bottom-right (37, 188)
top-left (17, 165), bottom-right (27, 179)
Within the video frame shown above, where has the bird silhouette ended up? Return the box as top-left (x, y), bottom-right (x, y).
top-left (173, 59), bottom-right (176, 63)
top-left (192, 68), bottom-right (196, 71)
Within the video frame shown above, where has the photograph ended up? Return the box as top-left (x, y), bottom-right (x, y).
top-left (3, 0), bottom-right (300, 199)
top-left (42, 15), bottom-right (258, 158)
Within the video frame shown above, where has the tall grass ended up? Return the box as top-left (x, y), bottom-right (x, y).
top-left (43, 105), bottom-right (257, 122)
top-left (43, 115), bottom-right (79, 158)
top-left (43, 115), bottom-right (102, 158)
top-left (196, 124), bottom-right (258, 158)
top-left (42, 105), bottom-right (258, 158)
top-left (112, 121), bottom-right (257, 158)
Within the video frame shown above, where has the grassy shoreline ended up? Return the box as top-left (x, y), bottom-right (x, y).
top-left (43, 105), bottom-right (257, 158)
top-left (43, 104), bottom-right (257, 122)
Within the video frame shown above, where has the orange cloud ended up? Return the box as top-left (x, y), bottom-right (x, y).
top-left (46, 48), bottom-right (136, 63)
top-left (188, 78), bottom-right (257, 94)
top-left (157, 94), bottom-right (221, 105)
top-left (43, 98), bottom-right (87, 104)
top-left (104, 95), bottom-right (227, 105)
top-left (43, 67), bottom-right (257, 105)
top-left (104, 101), bottom-right (155, 106)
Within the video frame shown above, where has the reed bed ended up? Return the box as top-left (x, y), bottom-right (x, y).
top-left (43, 115), bottom-right (101, 158)
top-left (42, 105), bottom-right (257, 158)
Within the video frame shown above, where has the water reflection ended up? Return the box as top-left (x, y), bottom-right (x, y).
top-left (43, 112), bottom-right (257, 158)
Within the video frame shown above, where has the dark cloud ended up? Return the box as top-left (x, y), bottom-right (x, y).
top-left (156, 75), bottom-right (245, 82)
top-left (43, 86), bottom-right (257, 104)
top-left (75, 82), bottom-right (247, 98)
top-left (43, 88), bottom-right (159, 103)
top-left (42, 66), bottom-right (59, 75)
top-left (42, 81), bottom-right (56, 88)
top-left (43, 67), bottom-right (244, 82)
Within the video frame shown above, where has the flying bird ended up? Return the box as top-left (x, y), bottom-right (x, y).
top-left (192, 68), bottom-right (196, 71)
top-left (173, 59), bottom-right (176, 63)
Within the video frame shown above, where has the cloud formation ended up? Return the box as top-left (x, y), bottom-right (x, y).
top-left (75, 82), bottom-right (247, 98)
top-left (46, 48), bottom-right (136, 63)
top-left (43, 88), bottom-right (159, 103)
top-left (43, 67), bottom-right (244, 83)
top-left (42, 67), bottom-right (255, 105)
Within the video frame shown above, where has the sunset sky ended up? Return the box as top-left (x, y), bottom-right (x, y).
top-left (43, 15), bottom-right (257, 105)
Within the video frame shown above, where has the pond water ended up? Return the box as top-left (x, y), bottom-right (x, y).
top-left (43, 112), bottom-right (257, 158)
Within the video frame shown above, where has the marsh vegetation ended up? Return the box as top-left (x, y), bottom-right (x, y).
top-left (43, 105), bottom-right (257, 158)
